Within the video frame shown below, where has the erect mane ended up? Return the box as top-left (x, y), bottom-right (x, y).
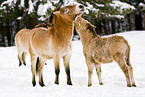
top-left (35, 23), bottom-right (52, 28)
top-left (48, 6), bottom-right (61, 24)
top-left (87, 23), bottom-right (98, 36)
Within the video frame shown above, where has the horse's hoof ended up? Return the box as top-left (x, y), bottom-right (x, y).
top-left (132, 84), bottom-right (136, 87)
top-left (24, 63), bottom-right (26, 66)
top-left (127, 84), bottom-right (131, 87)
top-left (88, 84), bottom-right (92, 87)
top-left (99, 83), bottom-right (103, 85)
top-left (19, 64), bottom-right (22, 67)
top-left (55, 81), bottom-right (59, 85)
top-left (39, 82), bottom-right (45, 87)
top-left (40, 84), bottom-right (45, 87)
top-left (67, 82), bottom-right (73, 85)
top-left (32, 82), bottom-right (36, 87)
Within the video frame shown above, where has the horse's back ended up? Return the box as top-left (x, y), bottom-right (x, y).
top-left (15, 29), bottom-right (31, 51)
top-left (106, 35), bottom-right (129, 56)
top-left (29, 27), bottom-right (51, 47)
top-left (29, 27), bottom-right (54, 58)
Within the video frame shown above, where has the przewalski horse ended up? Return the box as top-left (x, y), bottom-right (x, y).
top-left (74, 16), bottom-right (136, 87)
top-left (15, 29), bottom-right (32, 66)
top-left (28, 4), bottom-right (85, 87)
top-left (15, 24), bottom-right (51, 66)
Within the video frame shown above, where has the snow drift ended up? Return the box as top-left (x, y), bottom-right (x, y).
top-left (0, 31), bottom-right (145, 97)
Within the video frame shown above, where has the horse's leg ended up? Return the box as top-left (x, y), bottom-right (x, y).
top-left (128, 65), bottom-right (136, 87)
top-left (113, 53), bottom-right (131, 87)
top-left (38, 58), bottom-right (46, 87)
top-left (86, 57), bottom-right (95, 87)
top-left (18, 55), bottom-right (22, 66)
top-left (29, 44), bottom-right (37, 87)
top-left (17, 50), bottom-right (23, 66)
top-left (63, 54), bottom-right (72, 85)
top-left (95, 65), bottom-right (103, 85)
top-left (126, 56), bottom-right (136, 87)
top-left (53, 56), bottom-right (60, 85)
top-left (30, 54), bottom-right (37, 87)
top-left (22, 52), bottom-right (27, 66)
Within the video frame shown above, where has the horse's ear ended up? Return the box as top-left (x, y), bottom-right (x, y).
top-left (54, 6), bottom-right (61, 11)
top-left (53, 10), bottom-right (60, 14)
top-left (76, 14), bottom-right (82, 19)
top-left (89, 23), bottom-right (96, 28)
top-left (78, 13), bottom-right (83, 17)
top-left (93, 25), bottom-right (96, 28)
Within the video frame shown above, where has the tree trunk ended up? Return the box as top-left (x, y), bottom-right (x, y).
top-left (135, 12), bottom-right (143, 30)
top-left (130, 13), bottom-right (135, 30)
top-left (143, 13), bottom-right (145, 30)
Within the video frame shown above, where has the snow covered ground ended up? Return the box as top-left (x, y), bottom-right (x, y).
top-left (0, 31), bottom-right (145, 97)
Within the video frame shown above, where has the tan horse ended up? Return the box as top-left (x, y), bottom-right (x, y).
top-left (28, 5), bottom-right (85, 87)
top-left (15, 8), bottom-right (60, 67)
top-left (15, 24), bottom-right (50, 66)
top-left (74, 16), bottom-right (136, 87)
top-left (15, 29), bottom-right (32, 66)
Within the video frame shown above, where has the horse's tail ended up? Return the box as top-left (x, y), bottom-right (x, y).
top-left (36, 57), bottom-right (39, 75)
top-left (125, 40), bottom-right (131, 66)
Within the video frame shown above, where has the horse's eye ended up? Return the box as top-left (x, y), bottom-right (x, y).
top-left (78, 21), bottom-right (81, 25)
top-left (65, 9), bottom-right (69, 13)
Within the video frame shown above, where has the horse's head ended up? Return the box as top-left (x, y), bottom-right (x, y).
top-left (50, 4), bottom-right (85, 22)
top-left (60, 5), bottom-right (85, 15)
top-left (75, 16), bottom-right (96, 35)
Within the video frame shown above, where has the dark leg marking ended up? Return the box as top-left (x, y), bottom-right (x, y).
top-left (65, 67), bottom-right (72, 85)
top-left (39, 75), bottom-right (45, 87)
top-left (18, 55), bottom-right (22, 66)
top-left (22, 52), bottom-right (26, 66)
top-left (32, 76), bottom-right (36, 87)
top-left (36, 57), bottom-right (39, 73)
top-left (55, 67), bottom-right (60, 85)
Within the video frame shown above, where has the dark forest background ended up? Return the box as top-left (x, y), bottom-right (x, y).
top-left (0, 0), bottom-right (145, 46)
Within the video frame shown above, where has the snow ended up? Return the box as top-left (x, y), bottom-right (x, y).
top-left (37, 1), bottom-right (54, 16)
top-left (0, 31), bottom-right (145, 97)
top-left (28, 0), bottom-right (34, 14)
top-left (0, 0), bottom-right (138, 20)
top-left (84, 2), bottom-right (99, 14)
top-left (1, 0), bottom-right (17, 6)
top-left (111, 0), bottom-right (136, 11)
top-left (109, 14), bottom-right (124, 19)
top-left (1, 0), bottom-right (24, 7)
top-left (50, 0), bottom-right (59, 4)
top-left (139, 3), bottom-right (145, 10)
top-left (17, 17), bottom-right (22, 20)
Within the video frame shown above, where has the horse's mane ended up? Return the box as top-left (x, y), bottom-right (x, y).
top-left (87, 23), bottom-right (98, 36)
top-left (48, 6), bottom-right (61, 24)
top-left (35, 23), bottom-right (52, 28)
top-left (35, 7), bottom-right (61, 28)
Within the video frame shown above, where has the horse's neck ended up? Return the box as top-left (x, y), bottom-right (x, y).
top-left (52, 14), bottom-right (74, 40)
top-left (80, 30), bottom-right (100, 46)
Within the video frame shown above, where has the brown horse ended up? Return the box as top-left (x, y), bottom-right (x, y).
top-left (74, 16), bottom-right (136, 87)
top-left (28, 5), bottom-right (85, 87)
top-left (15, 24), bottom-right (50, 66)
top-left (15, 29), bottom-right (32, 66)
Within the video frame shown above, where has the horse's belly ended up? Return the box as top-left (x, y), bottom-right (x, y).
top-left (31, 44), bottom-right (53, 59)
top-left (94, 56), bottom-right (113, 64)
top-left (93, 51), bottom-right (113, 64)
top-left (40, 50), bottom-right (53, 59)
